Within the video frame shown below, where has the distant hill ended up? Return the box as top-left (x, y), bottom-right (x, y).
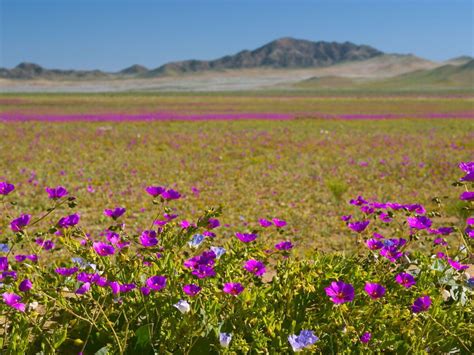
top-left (0, 62), bottom-right (110, 80)
top-left (368, 59), bottom-right (474, 89)
top-left (145, 38), bottom-right (384, 76)
top-left (119, 64), bottom-right (149, 76)
top-left (443, 55), bottom-right (473, 66)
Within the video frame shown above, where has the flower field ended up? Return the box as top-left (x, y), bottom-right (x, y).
top-left (0, 93), bottom-right (473, 353)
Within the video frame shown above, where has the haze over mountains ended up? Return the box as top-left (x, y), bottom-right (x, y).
top-left (0, 37), bottom-right (472, 92)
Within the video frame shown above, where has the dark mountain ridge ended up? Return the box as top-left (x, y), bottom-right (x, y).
top-left (1, 38), bottom-right (384, 80)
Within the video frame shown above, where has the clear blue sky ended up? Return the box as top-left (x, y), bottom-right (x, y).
top-left (1, 0), bottom-right (472, 71)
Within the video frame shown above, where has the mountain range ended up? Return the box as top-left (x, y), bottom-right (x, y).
top-left (0, 37), bottom-right (472, 92)
top-left (0, 38), bottom-right (385, 80)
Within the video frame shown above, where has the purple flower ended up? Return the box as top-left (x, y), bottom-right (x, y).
top-left (45, 186), bottom-right (68, 199)
top-left (10, 214), bottom-right (31, 232)
top-left (0, 257), bottom-right (8, 271)
top-left (395, 273), bottom-right (416, 288)
top-left (350, 196), bottom-right (367, 206)
top-left (448, 259), bottom-right (469, 271)
top-left (272, 218), bottom-right (287, 228)
top-left (411, 295), bottom-right (431, 313)
top-left (341, 215), bottom-right (352, 222)
top-left (19, 279), bottom-right (32, 292)
top-left (403, 204), bottom-right (426, 215)
top-left (223, 282), bottom-right (244, 296)
top-left (348, 220), bottom-right (369, 233)
top-left (103, 207), bottom-right (126, 220)
top-left (433, 238), bottom-right (447, 246)
top-left (379, 213), bottom-right (392, 223)
top-left (325, 281), bottom-right (355, 303)
top-left (235, 232), bottom-right (257, 243)
top-left (191, 265), bottom-right (216, 279)
top-left (184, 250), bottom-right (216, 278)
top-left (460, 191), bottom-right (474, 201)
top-left (275, 241), bottom-right (293, 251)
top-left (161, 189), bottom-right (181, 200)
top-left (288, 330), bottom-right (319, 352)
top-left (207, 218), bottom-right (220, 229)
top-left (380, 246), bottom-right (403, 262)
top-left (92, 242), bottom-right (115, 256)
top-left (57, 213), bottom-right (80, 228)
top-left (219, 332), bottom-right (232, 347)
top-left (183, 284), bottom-right (201, 296)
top-left (243, 259), bottom-right (266, 276)
top-left (35, 238), bottom-right (54, 250)
top-left (364, 283), bottom-right (385, 299)
top-left (145, 185), bottom-right (165, 197)
top-left (139, 230), bottom-right (158, 247)
top-left (75, 282), bottom-right (91, 295)
top-left (259, 218), bottom-right (273, 227)
top-left (460, 171), bottom-right (474, 182)
top-left (366, 239), bottom-right (383, 250)
top-left (360, 332), bottom-right (371, 343)
top-left (145, 275), bottom-right (167, 291)
top-left (0, 182), bottom-right (15, 195)
top-left (140, 287), bottom-right (151, 296)
top-left (2, 292), bottom-right (26, 312)
top-left (0, 271), bottom-right (17, 281)
top-left (55, 267), bottom-right (79, 276)
top-left (407, 215), bottom-right (432, 230)
top-left (459, 161), bottom-right (474, 173)
top-left (436, 227), bottom-right (454, 235)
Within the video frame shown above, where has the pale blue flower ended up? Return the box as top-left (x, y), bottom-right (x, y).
top-left (0, 244), bottom-right (9, 253)
top-left (288, 330), bottom-right (319, 352)
top-left (188, 234), bottom-right (205, 248)
top-left (219, 332), bottom-right (232, 347)
top-left (173, 300), bottom-right (190, 314)
top-left (210, 246), bottom-right (226, 259)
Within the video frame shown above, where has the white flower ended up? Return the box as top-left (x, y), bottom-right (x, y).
top-left (28, 301), bottom-right (39, 311)
top-left (173, 300), bottom-right (190, 314)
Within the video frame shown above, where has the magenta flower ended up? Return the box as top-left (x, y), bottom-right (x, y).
top-left (19, 279), bottom-right (32, 292)
top-left (0, 182), bottom-right (15, 195)
top-left (275, 241), bottom-right (293, 250)
top-left (380, 246), bottom-right (403, 262)
top-left (145, 185), bottom-right (165, 197)
top-left (243, 259), bottom-right (266, 276)
top-left (103, 207), bottom-right (126, 220)
top-left (395, 273), bottom-right (416, 288)
top-left (341, 215), bottom-right (352, 222)
top-left (325, 281), bottom-right (355, 303)
top-left (235, 232), bottom-right (257, 243)
top-left (448, 258), bottom-right (469, 271)
top-left (57, 213), bottom-right (80, 228)
top-left (403, 204), bottom-right (426, 215)
top-left (55, 267), bottom-right (79, 276)
top-left (366, 239), bottom-right (383, 250)
top-left (223, 282), bottom-right (244, 296)
top-left (460, 191), bottom-right (474, 201)
top-left (145, 275), bottom-right (167, 291)
top-left (360, 332), bottom-right (371, 344)
top-left (407, 215), bottom-right (432, 230)
top-left (364, 283), bottom-right (385, 299)
top-left (139, 230), bottom-right (158, 247)
top-left (161, 189), bottom-right (181, 200)
top-left (272, 218), bottom-right (287, 228)
top-left (92, 242), bottom-right (115, 256)
top-left (10, 214), bottom-right (31, 232)
top-left (75, 282), bottom-right (91, 295)
top-left (348, 220), bottom-right (369, 233)
top-left (259, 218), bottom-right (273, 227)
top-left (411, 295), bottom-right (431, 313)
top-left (433, 238), bottom-right (447, 246)
top-left (2, 292), bottom-right (26, 312)
top-left (45, 186), bottom-right (68, 199)
top-left (459, 161), bottom-right (474, 173)
top-left (183, 284), bottom-right (201, 296)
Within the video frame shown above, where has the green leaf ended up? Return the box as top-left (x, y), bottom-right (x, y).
top-left (52, 327), bottom-right (68, 349)
top-left (135, 324), bottom-right (152, 349)
top-left (95, 346), bottom-right (109, 355)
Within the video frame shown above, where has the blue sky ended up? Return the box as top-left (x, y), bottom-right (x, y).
top-left (1, 0), bottom-right (472, 71)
